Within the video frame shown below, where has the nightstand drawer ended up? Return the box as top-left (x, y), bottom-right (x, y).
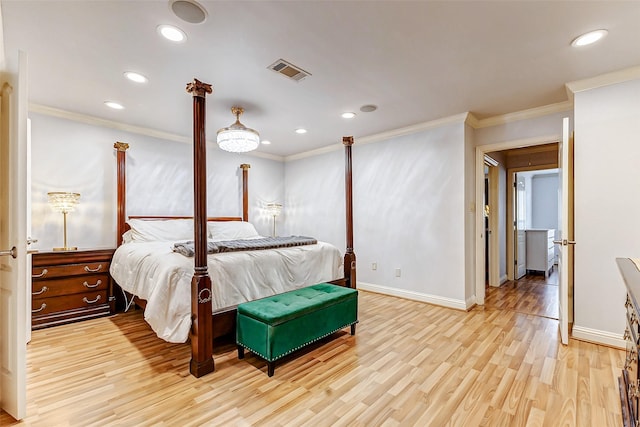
top-left (32, 274), bottom-right (109, 298)
top-left (32, 261), bottom-right (110, 280)
top-left (32, 290), bottom-right (108, 316)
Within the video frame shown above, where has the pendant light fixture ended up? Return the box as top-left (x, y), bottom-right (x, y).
top-left (216, 107), bottom-right (260, 153)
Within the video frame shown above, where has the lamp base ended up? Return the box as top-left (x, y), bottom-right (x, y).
top-left (53, 247), bottom-right (77, 251)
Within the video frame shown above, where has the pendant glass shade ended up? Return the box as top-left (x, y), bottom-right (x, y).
top-left (217, 107), bottom-right (260, 153)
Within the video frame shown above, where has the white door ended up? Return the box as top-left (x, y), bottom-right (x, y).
top-left (0, 50), bottom-right (29, 420)
top-left (515, 174), bottom-right (527, 279)
top-left (556, 117), bottom-right (575, 345)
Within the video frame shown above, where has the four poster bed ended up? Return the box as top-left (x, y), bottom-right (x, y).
top-left (110, 79), bottom-right (356, 377)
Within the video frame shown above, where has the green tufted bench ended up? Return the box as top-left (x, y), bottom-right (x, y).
top-left (236, 283), bottom-right (358, 376)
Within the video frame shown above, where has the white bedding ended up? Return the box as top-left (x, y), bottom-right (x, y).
top-left (110, 240), bottom-right (342, 343)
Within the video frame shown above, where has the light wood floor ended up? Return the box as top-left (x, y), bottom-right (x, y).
top-left (2, 288), bottom-right (624, 426)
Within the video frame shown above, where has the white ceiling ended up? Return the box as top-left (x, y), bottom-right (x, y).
top-left (2, 1), bottom-right (639, 158)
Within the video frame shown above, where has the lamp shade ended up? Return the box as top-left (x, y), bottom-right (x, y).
top-left (47, 192), bottom-right (80, 213)
top-left (217, 107), bottom-right (259, 153)
top-left (266, 203), bottom-right (282, 217)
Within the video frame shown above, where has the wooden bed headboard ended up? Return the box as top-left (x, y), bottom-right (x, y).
top-left (113, 142), bottom-right (249, 246)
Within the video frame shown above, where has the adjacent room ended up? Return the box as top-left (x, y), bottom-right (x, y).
top-left (1, 1), bottom-right (640, 425)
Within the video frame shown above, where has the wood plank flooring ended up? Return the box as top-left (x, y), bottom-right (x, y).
top-left (2, 288), bottom-right (623, 426)
top-left (485, 271), bottom-right (559, 319)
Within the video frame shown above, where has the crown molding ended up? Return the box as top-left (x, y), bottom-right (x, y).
top-left (473, 101), bottom-right (573, 129)
top-left (29, 103), bottom-right (284, 162)
top-left (286, 112), bottom-right (469, 162)
top-left (565, 65), bottom-right (640, 100)
top-left (465, 112), bottom-right (481, 128)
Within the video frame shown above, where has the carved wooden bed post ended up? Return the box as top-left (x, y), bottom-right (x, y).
top-left (186, 79), bottom-right (214, 377)
top-left (114, 142), bottom-right (129, 247)
top-left (240, 163), bottom-right (250, 221)
top-left (343, 136), bottom-right (356, 288)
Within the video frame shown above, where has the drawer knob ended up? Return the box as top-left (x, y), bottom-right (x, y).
top-left (83, 295), bottom-right (101, 304)
top-left (83, 280), bottom-right (102, 289)
top-left (32, 286), bottom-right (49, 296)
top-left (84, 264), bottom-right (103, 273)
top-left (32, 268), bottom-right (48, 278)
top-left (32, 303), bottom-right (47, 313)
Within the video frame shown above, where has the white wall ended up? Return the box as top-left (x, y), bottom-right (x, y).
top-left (573, 77), bottom-right (640, 341)
top-left (475, 110), bottom-right (571, 147)
top-left (29, 112), bottom-right (284, 251)
top-left (531, 172), bottom-right (558, 230)
top-left (518, 170), bottom-right (558, 231)
top-left (285, 120), bottom-right (470, 306)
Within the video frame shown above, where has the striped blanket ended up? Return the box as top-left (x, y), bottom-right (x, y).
top-left (173, 236), bottom-right (318, 257)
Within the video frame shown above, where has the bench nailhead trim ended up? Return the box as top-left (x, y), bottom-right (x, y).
top-left (237, 320), bottom-right (358, 363)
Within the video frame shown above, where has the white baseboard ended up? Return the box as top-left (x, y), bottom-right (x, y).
top-left (499, 275), bottom-right (508, 285)
top-left (357, 281), bottom-right (469, 311)
top-left (572, 325), bottom-right (625, 349)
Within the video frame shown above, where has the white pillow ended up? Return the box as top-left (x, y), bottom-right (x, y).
top-left (208, 221), bottom-right (260, 241)
top-left (127, 218), bottom-right (195, 242)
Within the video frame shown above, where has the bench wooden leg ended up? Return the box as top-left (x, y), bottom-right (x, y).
top-left (267, 361), bottom-right (275, 377)
top-left (237, 345), bottom-right (245, 359)
top-left (351, 323), bottom-right (356, 335)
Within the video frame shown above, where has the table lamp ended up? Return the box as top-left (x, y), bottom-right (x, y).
top-left (48, 191), bottom-right (80, 251)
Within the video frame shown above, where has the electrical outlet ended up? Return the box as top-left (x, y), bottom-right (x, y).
top-left (395, 268), bottom-right (401, 277)
top-left (372, 262), bottom-right (377, 271)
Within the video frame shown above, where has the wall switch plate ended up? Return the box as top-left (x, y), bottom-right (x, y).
top-left (395, 268), bottom-right (401, 277)
top-left (372, 262), bottom-right (377, 270)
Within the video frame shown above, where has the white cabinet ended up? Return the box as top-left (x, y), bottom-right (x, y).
top-left (525, 229), bottom-right (555, 277)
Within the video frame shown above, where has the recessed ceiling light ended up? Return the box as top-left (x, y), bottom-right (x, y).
top-left (261, 140), bottom-right (271, 145)
top-left (341, 112), bottom-right (356, 119)
top-left (157, 24), bottom-right (187, 42)
top-left (124, 71), bottom-right (148, 83)
top-left (104, 101), bottom-right (124, 110)
top-left (295, 128), bottom-right (307, 134)
top-left (571, 29), bottom-right (608, 47)
top-left (360, 104), bottom-right (378, 113)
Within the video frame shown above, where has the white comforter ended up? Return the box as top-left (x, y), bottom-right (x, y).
top-left (110, 240), bottom-right (342, 343)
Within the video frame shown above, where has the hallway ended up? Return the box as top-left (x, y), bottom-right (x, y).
top-left (485, 270), bottom-right (559, 319)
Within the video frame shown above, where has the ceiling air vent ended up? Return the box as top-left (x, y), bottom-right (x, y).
top-left (268, 59), bottom-right (311, 82)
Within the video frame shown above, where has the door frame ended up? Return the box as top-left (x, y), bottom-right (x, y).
top-left (484, 159), bottom-right (500, 287)
top-left (475, 135), bottom-right (560, 304)
top-left (505, 164), bottom-right (557, 280)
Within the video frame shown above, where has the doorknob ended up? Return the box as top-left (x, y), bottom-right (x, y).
top-left (0, 246), bottom-right (17, 259)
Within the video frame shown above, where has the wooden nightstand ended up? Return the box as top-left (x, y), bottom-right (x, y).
top-left (31, 248), bottom-right (115, 330)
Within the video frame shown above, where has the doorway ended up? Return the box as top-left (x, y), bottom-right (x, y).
top-left (474, 138), bottom-right (560, 306)
top-left (481, 146), bottom-right (561, 319)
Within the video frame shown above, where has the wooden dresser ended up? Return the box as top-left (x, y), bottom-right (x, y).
top-left (617, 258), bottom-right (640, 427)
top-left (31, 248), bottom-right (115, 329)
